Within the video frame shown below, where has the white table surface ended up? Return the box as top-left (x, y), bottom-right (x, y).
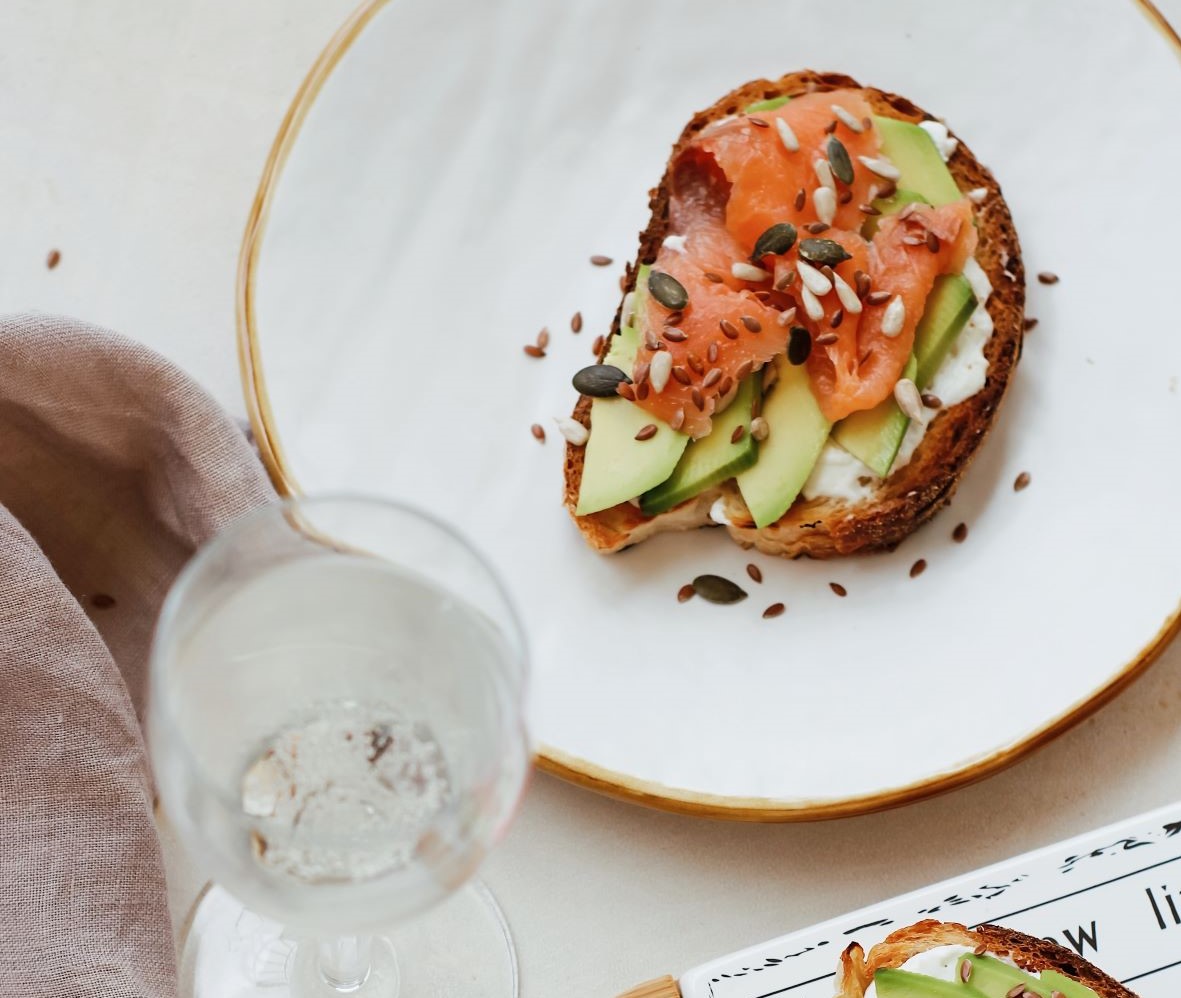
top-left (4, 1), bottom-right (1181, 994)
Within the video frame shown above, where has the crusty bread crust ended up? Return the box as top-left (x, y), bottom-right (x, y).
top-left (835, 920), bottom-right (1137, 998)
top-left (563, 70), bottom-right (1024, 557)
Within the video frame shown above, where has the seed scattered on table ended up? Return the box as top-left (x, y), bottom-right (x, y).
top-left (1014, 470), bottom-right (1032, 491)
top-left (570, 311), bottom-right (583, 333)
top-left (590, 254), bottom-right (613, 267)
top-left (829, 582), bottom-right (847, 597)
top-left (746, 563), bottom-right (763, 584)
top-left (762, 602), bottom-right (785, 619)
top-left (677, 584), bottom-right (696, 603)
top-left (909, 558), bottom-right (927, 578)
top-left (1037, 271), bottom-right (1059, 285)
top-left (91, 593), bottom-right (116, 609)
top-left (953, 522), bottom-right (969, 543)
top-left (530, 423), bottom-right (545, 442)
top-left (46, 249), bottom-right (61, 270)
top-left (692, 574), bottom-right (747, 604)
top-left (523, 344), bottom-right (545, 358)
top-left (591, 334), bottom-right (605, 356)
top-left (536, 327), bottom-right (550, 350)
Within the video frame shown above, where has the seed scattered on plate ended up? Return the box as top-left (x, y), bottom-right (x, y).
top-left (523, 344), bottom-right (545, 358)
top-left (530, 423), bottom-right (545, 442)
top-left (677, 583), bottom-right (696, 603)
top-left (571, 311), bottom-right (583, 333)
top-left (692, 574), bottom-right (748, 604)
top-left (1023, 317), bottom-right (1038, 332)
top-left (1014, 470), bottom-right (1032, 491)
top-left (762, 602), bottom-right (785, 619)
top-left (829, 582), bottom-right (847, 597)
top-left (46, 249), bottom-right (61, 269)
top-left (1037, 271), bottom-right (1059, 285)
top-left (590, 254), bottom-right (613, 266)
top-left (635, 423), bottom-right (658, 441)
top-left (591, 334), bottom-right (605, 355)
top-left (536, 327), bottom-right (550, 350)
top-left (909, 558), bottom-right (927, 579)
top-left (746, 563), bottom-right (763, 583)
top-left (953, 522), bottom-right (969, 543)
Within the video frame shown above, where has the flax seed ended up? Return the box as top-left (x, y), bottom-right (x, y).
top-left (829, 582), bottom-right (847, 597)
top-left (953, 522), bottom-right (969, 543)
top-left (523, 344), bottom-right (545, 358)
top-left (910, 559), bottom-right (927, 578)
top-left (530, 423), bottom-right (545, 442)
top-left (590, 254), bottom-right (613, 266)
top-left (763, 602), bottom-right (785, 619)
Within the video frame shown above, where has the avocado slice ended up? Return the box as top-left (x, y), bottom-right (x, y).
top-left (873, 116), bottom-right (963, 206)
top-left (1039, 970), bottom-right (1102, 998)
top-left (575, 267), bottom-right (690, 516)
top-left (831, 356), bottom-right (917, 477)
top-left (873, 968), bottom-right (987, 998)
top-left (830, 275), bottom-right (975, 476)
top-left (735, 357), bottom-right (831, 528)
top-left (640, 373), bottom-right (759, 515)
top-left (744, 96), bottom-right (790, 113)
top-left (956, 955), bottom-right (1062, 998)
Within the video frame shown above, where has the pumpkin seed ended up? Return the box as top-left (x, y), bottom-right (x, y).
top-left (752, 222), bottom-right (797, 261)
top-left (787, 326), bottom-right (812, 365)
top-left (692, 574), bottom-right (748, 605)
top-left (648, 270), bottom-right (689, 310)
top-left (572, 364), bottom-right (631, 397)
top-left (798, 238), bottom-right (852, 267)
top-left (826, 135), bottom-right (854, 185)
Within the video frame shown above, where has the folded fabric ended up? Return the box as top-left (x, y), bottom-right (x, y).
top-left (0, 314), bottom-right (274, 996)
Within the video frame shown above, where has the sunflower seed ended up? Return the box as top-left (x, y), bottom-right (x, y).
top-left (826, 135), bottom-right (854, 184)
top-left (776, 118), bottom-right (800, 152)
top-left (881, 295), bottom-right (906, 336)
top-left (967, 187), bottom-right (989, 203)
top-left (815, 332), bottom-right (839, 345)
top-left (571, 311), bottom-right (583, 333)
top-left (921, 392), bottom-right (942, 409)
top-left (677, 583), bottom-right (696, 603)
top-left (554, 417), bottom-right (588, 446)
top-left (953, 522), bottom-right (969, 542)
top-left (866, 290), bottom-right (891, 305)
top-left (857, 154), bottom-right (902, 181)
top-left (702, 368), bottom-right (722, 389)
top-left (910, 558), bottom-right (927, 579)
top-left (813, 157), bottom-right (837, 192)
top-left (797, 260), bottom-right (833, 295)
top-left (573, 364), bottom-right (631, 396)
top-left (752, 222), bottom-right (798, 260)
top-left (894, 377), bottom-right (923, 420)
top-left (621, 290), bottom-right (636, 327)
top-left (719, 318), bottom-right (740, 340)
top-left (829, 582), bottom-right (847, 597)
top-left (731, 424), bottom-right (746, 444)
top-left (1014, 471), bottom-right (1032, 491)
top-left (832, 272), bottom-right (863, 314)
top-left (813, 186), bottom-right (837, 225)
top-left (788, 326), bottom-right (812, 365)
top-left (649, 351), bottom-right (673, 393)
top-left (670, 407), bottom-right (686, 431)
top-left (692, 574), bottom-right (748, 604)
top-left (831, 103), bottom-right (865, 133)
top-left (830, 308), bottom-right (844, 329)
top-left (635, 424), bottom-right (658, 441)
top-left (762, 602), bottom-right (786, 619)
top-left (741, 315), bottom-right (762, 332)
top-left (590, 254), bottom-right (613, 266)
top-left (523, 344), bottom-right (546, 358)
top-left (732, 262), bottom-right (771, 282)
top-left (1038, 271), bottom-right (1060, 285)
top-left (793, 187), bottom-right (807, 211)
top-left (799, 238), bottom-right (852, 268)
top-left (800, 284), bottom-right (825, 322)
top-left (750, 416), bottom-right (769, 441)
top-left (777, 306), bottom-right (798, 327)
top-left (649, 270), bottom-right (689, 310)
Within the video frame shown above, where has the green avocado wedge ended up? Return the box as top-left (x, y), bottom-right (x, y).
top-left (744, 96), bottom-right (790, 113)
top-left (640, 373), bottom-right (759, 516)
top-left (575, 267), bottom-right (690, 516)
top-left (873, 116), bottom-right (963, 206)
top-left (831, 356), bottom-right (917, 478)
top-left (873, 968), bottom-right (987, 998)
top-left (736, 358), bottom-right (831, 529)
top-left (954, 954), bottom-right (1104, 998)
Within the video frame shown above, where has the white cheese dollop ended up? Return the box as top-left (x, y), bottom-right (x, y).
top-left (709, 497), bottom-right (732, 525)
top-left (919, 120), bottom-right (958, 162)
top-left (863, 945), bottom-right (1030, 998)
top-left (801, 442), bottom-right (876, 503)
top-left (662, 234), bottom-right (688, 254)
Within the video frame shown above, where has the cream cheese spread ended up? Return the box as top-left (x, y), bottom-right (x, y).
top-left (919, 120), bottom-right (958, 162)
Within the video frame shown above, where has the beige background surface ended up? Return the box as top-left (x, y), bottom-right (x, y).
top-left (2, 1), bottom-right (1180, 994)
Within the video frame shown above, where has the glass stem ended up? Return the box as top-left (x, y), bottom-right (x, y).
top-left (317, 934), bottom-right (374, 992)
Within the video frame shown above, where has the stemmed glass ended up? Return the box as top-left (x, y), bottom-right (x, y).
top-left (150, 496), bottom-right (531, 997)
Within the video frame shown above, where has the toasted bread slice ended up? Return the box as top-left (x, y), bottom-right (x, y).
top-left (835, 920), bottom-right (1137, 997)
top-left (563, 70), bottom-right (1024, 557)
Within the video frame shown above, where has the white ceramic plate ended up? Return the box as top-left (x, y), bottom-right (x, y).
top-left (239, 0), bottom-right (1181, 818)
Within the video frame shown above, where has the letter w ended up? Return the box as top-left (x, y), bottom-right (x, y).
top-left (1062, 921), bottom-right (1098, 956)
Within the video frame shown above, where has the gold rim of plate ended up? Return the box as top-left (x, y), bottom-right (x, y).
top-left (236, 0), bottom-right (1181, 821)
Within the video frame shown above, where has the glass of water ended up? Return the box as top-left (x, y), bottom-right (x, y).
top-left (150, 496), bottom-right (530, 997)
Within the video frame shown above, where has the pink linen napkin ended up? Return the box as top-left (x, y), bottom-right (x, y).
top-left (0, 314), bottom-right (274, 996)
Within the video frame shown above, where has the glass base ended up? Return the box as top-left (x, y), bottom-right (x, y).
top-left (179, 881), bottom-right (519, 997)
